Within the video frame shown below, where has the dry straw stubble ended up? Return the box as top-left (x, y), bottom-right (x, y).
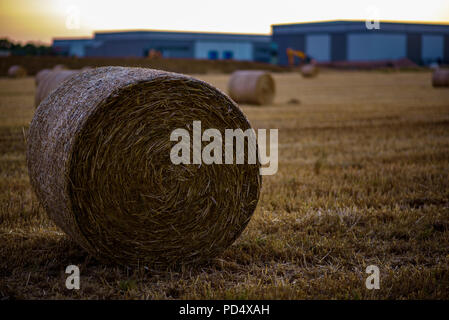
top-left (27, 66), bottom-right (262, 267)
top-left (228, 70), bottom-right (275, 105)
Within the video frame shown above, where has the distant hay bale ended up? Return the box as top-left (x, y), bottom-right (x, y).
top-left (8, 65), bottom-right (27, 78)
top-left (34, 70), bottom-right (79, 107)
top-left (35, 68), bottom-right (52, 86)
top-left (228, 70), bottom-right (275, 105)
top-left (53, 64), bottom-right (68, 70)
top-left (300, 64), bottom-right (319, 78)
top-left (27, 66), bottom-right (261, 267)
top-left (432, 69), bottom-right (449, 87)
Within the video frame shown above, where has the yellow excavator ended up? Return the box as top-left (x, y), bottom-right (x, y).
top-left (147, 49), bottom-right (162, 59)
top-left (286, 48), bottom-right (312, 66)
top-left (286, 48), bottom-right (319, 77)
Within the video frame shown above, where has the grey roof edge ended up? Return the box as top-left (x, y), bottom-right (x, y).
top-left (93, 30), bottom-right (271, 42)
top-left (272, 20), bottom-right (449, 34)
top-left (53, 30), bottom-right (272, 45)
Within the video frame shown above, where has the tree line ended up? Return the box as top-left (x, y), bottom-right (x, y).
top-left (0, 38), bottom-right (54, 56)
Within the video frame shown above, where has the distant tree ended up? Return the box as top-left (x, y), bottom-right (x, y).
top-left (0, 39), bottom-right (14, 50)
top-left (0, 38), bottom-right (54, 56)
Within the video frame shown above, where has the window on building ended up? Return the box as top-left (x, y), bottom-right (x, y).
top-left (208, 50), bottom-right (219, 60)
top-left (223, 51), bottom-right (234, 59)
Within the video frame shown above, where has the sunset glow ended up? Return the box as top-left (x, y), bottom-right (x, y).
top-left (1, 0), bottom-right (449, 44)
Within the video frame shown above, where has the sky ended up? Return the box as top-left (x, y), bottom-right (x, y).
top-left (1, 0), bottom-right (449, 44)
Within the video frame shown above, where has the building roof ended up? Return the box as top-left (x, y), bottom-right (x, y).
top-left (272, 20), bottom-right (449, 34)
top-left (53, 30), bottom-right (272, 44)
top-left (53, 38), bottom-right (95, 45)
top-left (93, 30), bottom-right (271, 42)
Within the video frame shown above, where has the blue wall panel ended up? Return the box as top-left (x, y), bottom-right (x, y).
top-left (305, 34), bottom-right (330, 62)
top-left (347, 33), bottom-right (407, 61)
top-left (331, 33), bottom-right (347, 61)
top-left (194, 41), bottom-right (253, 60)
top-left (85, 39), bottom-right (194, 58)
top-left (421, 35), bottom-right (444, 64)
top-left (445, 35), bottom-right (449, 63)
top-left (272, 33), bottom-right (305, 65)
top-left (407, 33), bottom-right (422, 64)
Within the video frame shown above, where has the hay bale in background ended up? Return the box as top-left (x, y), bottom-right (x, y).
top-left (27, 66), bottom-right (261, 267)
top-left (53, 64), bottom-right (68, 70)
top-left (35, 68), bottom-right (52, 85)
top-left (300, 64), bottom-right (319, 78)
top-left (432, 69), bottom-right (449, 87)
top-left (228, 70), bottom-right (275, 105)
top-left (8, 65), bottom-right (27, 78)
top-left (34, 70), bottom-right (80, 107)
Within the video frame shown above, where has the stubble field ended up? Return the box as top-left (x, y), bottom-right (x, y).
top-left (1, 70), bottom-right (448, 299)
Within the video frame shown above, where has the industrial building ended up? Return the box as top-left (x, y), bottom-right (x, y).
top-left (53, 21), bottom-right (449, 66)
top-left (272, 20), bottom-right (449, 65)
top-left (53, 30), bottom-right (274, 63)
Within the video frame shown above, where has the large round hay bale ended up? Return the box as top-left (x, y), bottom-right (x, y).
top-left (27, 66), bottom-right (261, 267)
top-left (300, 64), bottom-right (319, 78)
top-left (228, 70), bottom-right (275, 105)
top-left (8, 65), bottom-right (27, 78)
top-left (34, 70), bottom-right (79, 107)
top-left (432, 69), bottom-right (449, 87)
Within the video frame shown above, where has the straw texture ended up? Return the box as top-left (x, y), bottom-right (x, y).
top-left (27, 66), bottom-right (262, 267)
top-left (8, 65), bottom-right (27, 78)
top-left (432, 69), bottom-right (449, 87)
top-left (228, 70), bottom-right (275, 105)
top-left (34, 70), bottom-right (79, 107)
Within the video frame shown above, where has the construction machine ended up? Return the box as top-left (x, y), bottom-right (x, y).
top-left (286, 48), bottom-right (319, 77)
top-left (147, 49), bottom-right (162, 59)
top-left (286, 48), bottom-right (312, 66)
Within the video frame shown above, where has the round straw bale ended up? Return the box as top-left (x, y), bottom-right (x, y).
top-left (35, 68), bottom-right (52, 86)
top-left (53, 64), bottom-right (68, 70)
top-left (8, 65), bottom-right (27, 78)
top-left (27, 66), bottom-right (262, 267)
top-left (34, 70), bottom-right (80, 107)
top-left (228, 70), bottom-right (275, 105)
top-left (432, 69), bottom-right (449, 87)
top-left (300, 64), bottom-right (319, 78)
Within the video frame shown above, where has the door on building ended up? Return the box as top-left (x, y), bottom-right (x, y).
top-left (223, 51), bottom-right (234, 59)
top-left (208, 50), bottom-right (219, 60)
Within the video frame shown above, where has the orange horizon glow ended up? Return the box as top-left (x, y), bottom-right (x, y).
top-left (1, 0), bottom-right (449, 45)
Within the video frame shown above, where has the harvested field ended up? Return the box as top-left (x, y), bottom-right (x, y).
top-left (0, 70), bottom-right (449, 299)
